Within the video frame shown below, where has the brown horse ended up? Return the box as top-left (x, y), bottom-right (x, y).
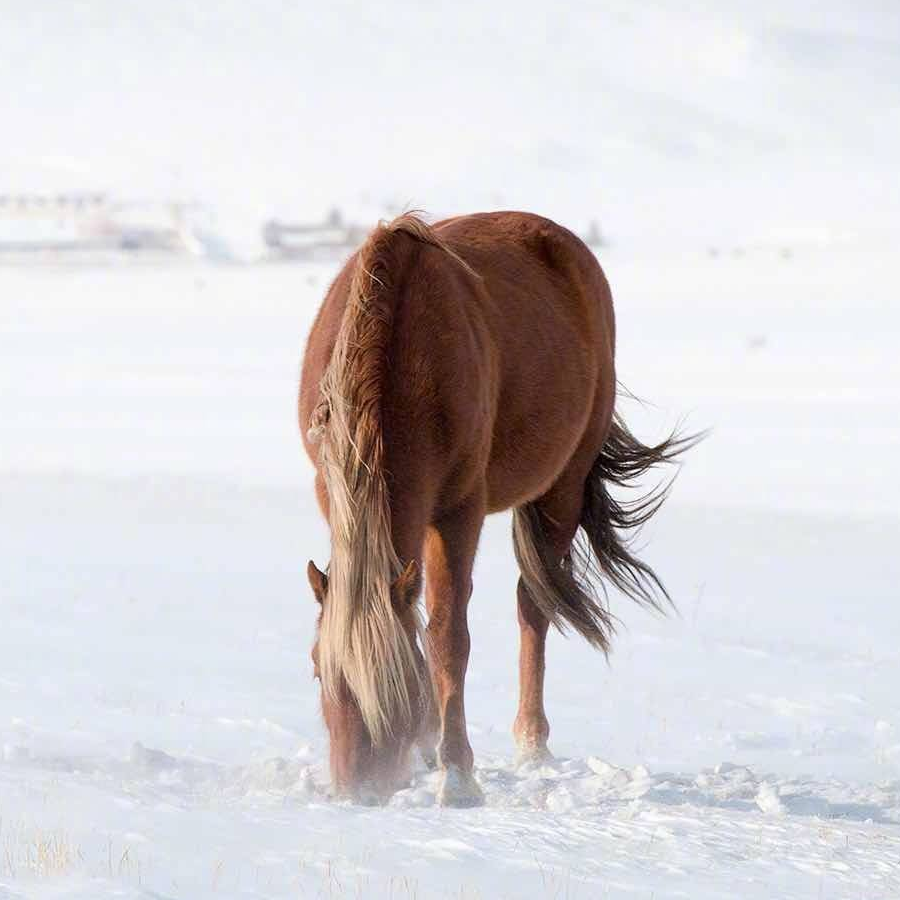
top-left (299, 211), bottom-right (698, 805)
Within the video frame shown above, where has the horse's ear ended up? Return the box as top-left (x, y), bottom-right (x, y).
top-left (392, 560), bottom-right (421, 612)
top-left (307, 560), bottom-right (328, 604)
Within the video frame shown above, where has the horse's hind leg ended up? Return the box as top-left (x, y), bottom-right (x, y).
top-left (512, 476), bottom-right (585, 763)
top-left (514, 577), bottom-right (553, 761)
top-left (423, 492), bottom-right (486, 807)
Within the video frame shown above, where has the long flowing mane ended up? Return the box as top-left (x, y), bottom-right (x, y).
top-left (308, 213), bottom-right (470, 742)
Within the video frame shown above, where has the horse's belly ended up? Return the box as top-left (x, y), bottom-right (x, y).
top-left (483, 374), bottom-right (596, 513)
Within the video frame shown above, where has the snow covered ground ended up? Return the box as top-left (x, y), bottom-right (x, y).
top-left (1, 242), bottom-right (899, 899)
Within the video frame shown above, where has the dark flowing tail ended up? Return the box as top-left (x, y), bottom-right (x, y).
top-left (512, 413), bottom-right (704, 653)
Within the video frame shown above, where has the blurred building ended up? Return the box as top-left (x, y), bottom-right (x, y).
top-left (0, 194), bottom-right (229, 260)
top-left (262, 207), bottom-right (366, 261)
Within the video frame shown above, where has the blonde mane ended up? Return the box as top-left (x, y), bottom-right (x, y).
top-left (309, 213), bottom-right (469, 742)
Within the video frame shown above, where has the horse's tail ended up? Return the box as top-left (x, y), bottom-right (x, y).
top-left (308, 213), bottom-right (468, 743)
top-left (513, 413), bottom-right (703, 653)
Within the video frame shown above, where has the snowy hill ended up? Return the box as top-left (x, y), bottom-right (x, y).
top-left (3, 1), bottom-right (899, 251)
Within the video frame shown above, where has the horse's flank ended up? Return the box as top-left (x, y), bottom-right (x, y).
top-left (309, 214), bottom-right (470, 742)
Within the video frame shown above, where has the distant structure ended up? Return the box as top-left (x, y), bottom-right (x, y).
top-left (0, 193), bottom-right (228, 260)
top-left (262, 207), bottom-right (366, 261)
top-left (582, 219), bottom-right (606, 249)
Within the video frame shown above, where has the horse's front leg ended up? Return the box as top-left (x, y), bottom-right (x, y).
top-left (424, 493), bottom-right (485, 807)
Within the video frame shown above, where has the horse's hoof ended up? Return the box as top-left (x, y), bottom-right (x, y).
top-left (418, 745), bottom-right (438, 771)
top-left (515, 742), bottom-right (554, 766)
top-left (437, 765), bottom-right (484, 807)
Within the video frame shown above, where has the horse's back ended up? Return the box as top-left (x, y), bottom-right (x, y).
top-left (301, 211), bottom-right (617, 519)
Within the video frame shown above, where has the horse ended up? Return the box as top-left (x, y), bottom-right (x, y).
top-left (299, 210), bottom-right (699, 806)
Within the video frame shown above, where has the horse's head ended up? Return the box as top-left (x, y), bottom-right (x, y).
top-left (307, 559), bottom-right (430, 803)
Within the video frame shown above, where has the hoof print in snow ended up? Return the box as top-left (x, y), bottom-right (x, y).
top-left (131, 742), bottom-right (178, 771)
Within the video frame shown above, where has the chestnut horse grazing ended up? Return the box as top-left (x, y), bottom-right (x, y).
top-left (300, 211), bottom-right (698, 805)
